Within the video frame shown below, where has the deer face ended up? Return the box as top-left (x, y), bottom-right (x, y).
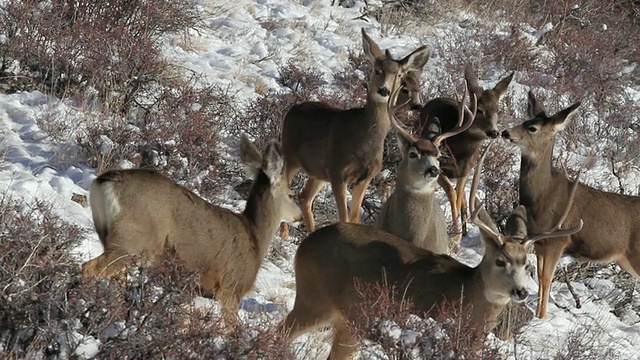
top-left (501, 91), bottom-right (581, 158)
top-left (482, 235), bottom-right (530, 305)
top-left (397, 135), bottom-right (441, 192)
top-left (465, 65), bottom-right (514, 139)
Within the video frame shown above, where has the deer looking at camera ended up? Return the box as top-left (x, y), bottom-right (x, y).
top-left (502, 90), bottom-right (640, 318)
top-left (375, 83), bottom-right (475, 253)
top-left (419, 64), bottom-right (514, 243)
top-left (281, 144), bottom-right (582, 360)
top-left (280, 28), bottom-right (429, 235)
top-left (82, 135), bottom-right (302, 318)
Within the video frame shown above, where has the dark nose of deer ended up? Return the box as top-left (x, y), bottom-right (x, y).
top-left (512, 287), bottom-right (528, 302)
top-left (377, 87), bottom-right (390, 97)
top-left (488, 129), bottom-right (500, 138)
top-left (425, 166), bottom-right (439, 178)
top-left (501, 129), bottom-right (510, 138)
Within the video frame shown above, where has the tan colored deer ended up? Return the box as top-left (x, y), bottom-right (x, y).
top-left (82, 135), bottom-right (302, 316)
top-left (502, 90), bottom-right (640, 318)
top-left (280, 28), bottom-right (430, 234)
top-left (419, 64), bottom-right (514, 242)
top-left (281, 145), bottom-right (583, 359)
top-left (374, 84), bottom-right (475, 253)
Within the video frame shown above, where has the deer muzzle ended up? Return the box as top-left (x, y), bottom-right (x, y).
top-left (424, 166), bottom-right (439, 178)
top-left (377, 87), bottom-right (390, 97)
top-left (511, 287), bottom-right (528, 302)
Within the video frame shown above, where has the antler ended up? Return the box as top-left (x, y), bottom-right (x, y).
top-left (387, 81), bottom-right (416, 142)
top-left (432, 79), bottom-right (477, 148)
top-left (468, 142), bottom-right (500, 239)
top-left (525, 167), bottom-right (584, 243)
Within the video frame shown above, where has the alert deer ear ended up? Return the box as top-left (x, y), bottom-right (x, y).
top-left (550, 102), bottom-right (581, 132)
top-left (464, 63), bottom-right (483, 98)
top-left (239, 135), bottom-right (263, 175)
top-left (361, 28), bottom-right (384, 63)
top-left (493, 71), bottom-right (514, 96)
top-left (261, 142), bottom-right (285, 184)
top-left (527, 90), bottom-right (547, 118)
top-left (400, 46), bottom-right (429, 72)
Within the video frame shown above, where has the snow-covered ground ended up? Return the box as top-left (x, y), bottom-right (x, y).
top-left (1, 0), bottom-right (639, 358)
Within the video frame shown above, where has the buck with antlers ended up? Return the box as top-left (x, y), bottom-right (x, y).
top-left (502, 90), bottom-right (640, 318)
top-left (82, 135), bottom-right (302, 318)
top-left (280, 28), bottom-right (429, 235)
top-left (375, 84), bottom-right (475, 253)
top-left (419, 64), bottom-right (514, 243)
top-left (281, 143), bottom-right (582, 359)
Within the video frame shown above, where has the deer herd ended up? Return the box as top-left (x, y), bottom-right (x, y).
top-left (81, 28), bottom-right (640, 358)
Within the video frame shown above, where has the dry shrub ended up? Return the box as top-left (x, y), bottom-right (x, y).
top-left (481, 142), bottom-right (519, 222)
top-left (0, 195), bottom-right (295, 359)
top-left (349, 279), bottom-right (503, 360)
top-left (0, 0), bottom-right (201, 114)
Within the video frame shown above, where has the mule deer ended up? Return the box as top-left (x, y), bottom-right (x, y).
top-left (502, 90), bottom-right (640, 318)
top-left (280, 28), bottom-right (429, 234)
top-left (281, 145), bottom-right (582, 359)
top-left (82, 135), bottom-right (302, 317)
top-left (374, 84), bottom-right (476, 253)
top-left (419, 64), bottom-right (514, 241)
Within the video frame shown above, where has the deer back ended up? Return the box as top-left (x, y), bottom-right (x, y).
top-left (88, 136), bottom-right (300, 295)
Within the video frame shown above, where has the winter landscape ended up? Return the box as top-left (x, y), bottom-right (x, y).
top-left (1, 0), bottom-right (639, 359)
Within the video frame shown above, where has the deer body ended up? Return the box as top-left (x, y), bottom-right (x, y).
top-left (82, 136), bottom-right (302, 315)
top-left (374, 134), bottom-right (448, 253)
top-left (419, 65), bottom-right (514, 241)
top-left (281, 28), bottom-right (429, 233)
top-left (502, 91), bottom-right (640, 318)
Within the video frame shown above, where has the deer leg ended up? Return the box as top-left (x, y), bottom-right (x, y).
top-left (348, 179), bottom-right (371, 223)
top-left (82, 249), bottom-right (130, 278)
top-left (534, 238), bottom-right (570, 318)
top-left (438, 176), bottom-right (460, 242)
top-left (455, 173), bottom-right (471, 236)
top-left (329, 317), bottom-right (358, 360)
top-left (332, 181), bottom-right (349, 224)
top-left (299, 178), bottom-right (327, 233)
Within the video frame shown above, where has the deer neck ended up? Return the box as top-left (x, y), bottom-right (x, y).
top-left (364, 92), bottom-right (392, 138)
top-left (475, 260), bottom-right (510, 329)
top-left (519, 142), bottom-right (555, 207)
top-left (242, 174), bottom-right (279, 259)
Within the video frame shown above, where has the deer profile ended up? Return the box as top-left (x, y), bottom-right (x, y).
top-left (82, 135), bottom-right (302, 317)
top-left (280, 28), bottom-right (429, 234)
top-left (375, 83), bottom-right (475, 253)
top-left (419, 64), bottom-right (514, 243)
top-left (502, 90), bottom-right (640, 318)
top-left (280, 144), bottom-right (582, 359)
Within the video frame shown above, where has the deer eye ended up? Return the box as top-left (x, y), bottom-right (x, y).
top-left (495, 258), bottom-right (506, 267)
top-left (527, 126), bottom-right (538, 133)
top-left (409, 150), bottom-right (419, 159)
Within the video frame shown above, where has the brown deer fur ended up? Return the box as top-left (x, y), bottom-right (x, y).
top-left (280, 28), bottom-right (429, 234)
top-left (502, 90), bottom-right (640, 318)
top-left (82, 135), bottom-right (302, 317)
top-left (419, 64), bottom-right (514, 241)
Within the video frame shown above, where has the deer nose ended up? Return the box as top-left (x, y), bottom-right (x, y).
top-left (377, 87), bottom-right (390, 97)
top-left (511, 287), bottom-right (528, 302)
top-left (488, 129), bottom-right (500, 138)
top-left (425, 166), bottom-right (439, 178)
top-left (501, 129), bottom-right (510, 138)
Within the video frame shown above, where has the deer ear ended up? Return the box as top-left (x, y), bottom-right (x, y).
top-left (464, 64), bottom-right (483, 97)
top-left (385, 49), bottom-right (393, 59)
top-left (361, 28), bottom-right (384, 63)
top-left (261, 142), bottom-right (285, 183)
top-left (239, 135), bottom-right (263, 176)
top-left (527, 90), bottom-right (547, 118)
top-left (550, 102), bottom-right (581, 132)
top-left (423, 117), bottom-right (441, 141)
top-left (493, 71), bottom-right (514, 96)
top-left (396, 131), bottom-right (412, 156)
top-left (505, 205), bottom-right (528, 240)
top-left (400, 46), bottom-right (429, 72)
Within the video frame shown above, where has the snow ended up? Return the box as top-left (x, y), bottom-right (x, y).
top-left (1, 0), bottom-right (639, 358)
